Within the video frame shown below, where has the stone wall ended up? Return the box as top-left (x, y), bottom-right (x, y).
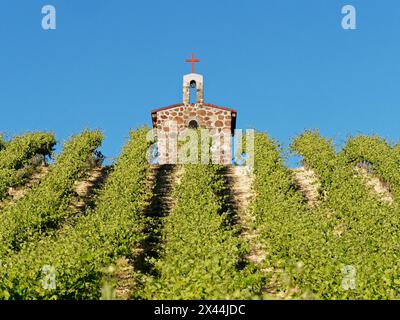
top-left (154, 103), bottom-right (233, 165)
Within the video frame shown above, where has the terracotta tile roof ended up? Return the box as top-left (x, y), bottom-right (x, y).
top-left (150, 103), bottom-right (237, 114)
top-left (150, 103), bottom-right (183, 114)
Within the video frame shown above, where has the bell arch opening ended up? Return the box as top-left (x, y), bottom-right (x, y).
top-left (189, 80), bottom-right (197, 104)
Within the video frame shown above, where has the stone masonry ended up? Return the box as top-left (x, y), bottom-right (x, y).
top-left (151, 72), bottom-right (237, 165)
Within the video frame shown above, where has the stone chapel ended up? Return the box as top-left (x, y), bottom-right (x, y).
top-left (150, 55), bottom-right (237, 165)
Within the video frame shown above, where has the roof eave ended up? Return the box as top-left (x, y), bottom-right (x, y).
top-left (151, 103), bottom-right (237, 114)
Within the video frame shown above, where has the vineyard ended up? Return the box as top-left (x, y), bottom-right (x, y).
top-left (0, 128), bottom-right (400, 300)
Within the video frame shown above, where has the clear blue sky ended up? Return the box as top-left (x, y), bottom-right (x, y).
top-left (1, 0), bottom-right (400, 165)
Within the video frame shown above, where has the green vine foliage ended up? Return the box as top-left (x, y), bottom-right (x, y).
top-left (290, 130), bottom-right (338, 190)
top-left (0, 132), bottom-right (56, 199)
top-left (291, 131), bottom-right (400, 299)
top-left (0, 128), bottom-right (151, 299)
top-left (0, 130), bottom-right (103, 259)
top-left (2, 128), bottom-right (400, 300)
top-left (0, 132), bottom-right (55, 169)
top-left (0, 169), bottom-right (19, 200)
top-left (340, 135), bottom-right (400, 200)
top-left (251, 132), bottom-right (333, 298)
top-left (141, 164), bottom-right (262, 299)
top-left (0, 135), bottom-right (6, 151)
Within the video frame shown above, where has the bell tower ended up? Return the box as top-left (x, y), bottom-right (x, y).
top-left (183, 73), bottom-right (204, 105)
top-left (183, 54), bottom-right (204, 105)
top-left (150, 54), bottom-right (237, 165)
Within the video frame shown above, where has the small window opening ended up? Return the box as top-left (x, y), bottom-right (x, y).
top-left (188, 120), bottom-right (199, 129)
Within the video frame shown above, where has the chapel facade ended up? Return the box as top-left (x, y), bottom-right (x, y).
top-left (150, 55), bottom-right (237, 165)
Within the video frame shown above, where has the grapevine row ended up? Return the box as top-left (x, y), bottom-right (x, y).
top-left (0, 132), bottom-right (55, 169)
top-left (0, 130), bottom-right (103, 259)
top-left (0, 135), bottom-right (6, 151)
top-left (340, 135), bottom-right (400, 200)
top-left (0, 132), bottom-right (56, 199)
top-left (251, 132), bottom-right (331, 298)
top-left (291, 131), bottom-right (400, 299)
top-left (141, 164), bottom-right (262, 299)
top-left (0, 128), bottom-right (151, 299)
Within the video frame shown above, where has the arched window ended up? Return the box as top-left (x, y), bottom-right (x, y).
top-left (188, 120), bottom-right (199, 129)
top-left (189, 80), bottom-right (197, 104)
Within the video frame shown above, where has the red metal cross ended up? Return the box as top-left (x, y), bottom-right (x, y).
top-left (185, 53), bottom-right (200, 73)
